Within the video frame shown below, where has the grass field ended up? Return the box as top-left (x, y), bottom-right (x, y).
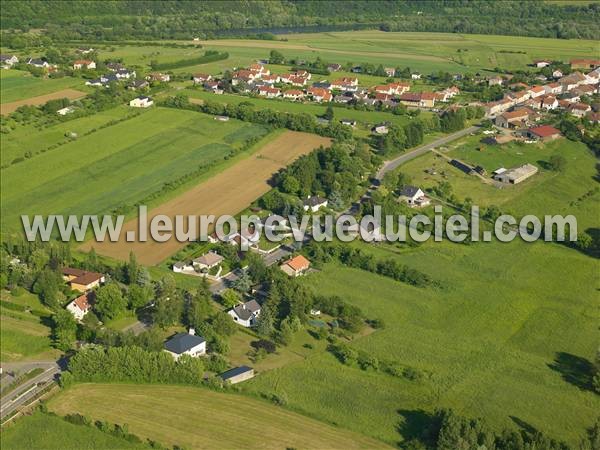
top-left (84, 130), bottom-right (330, 264)
top-left (0, 107), bottom-right (269, 234)
top-left (48, 383), bottom-right (392, 450)
top-left (0, 290), bottom-right (58, 362)
top-left (0, 69), bottom-right (85, 105)
top-left (0, 88), bottom-right (87, 115)
top-left (1, 411), bottom-right (151, 449)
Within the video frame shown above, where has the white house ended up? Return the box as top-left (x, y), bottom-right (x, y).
top-left (0, 54), bottom-right (19, 68)
top-left (73, 59), bottom-right (96, 70)
top-left (192, 252), bottom-right (224, 271)
top-left (172, 261), bottom-right (194, 273)
top-left (193, 73), bottom-right (212, 84)
top-left (66, 292), bottom-right (95, 321)
top-left (303, 196), bottom-right (328, 212)
top-left (411, 73), bottom-right (422, 80)
top-left (164, 329), bottom-right (206, 360)
top-left (27, 58), bottom-right (50, 68)
top-left (398, 185), bottom-right (431, 208)
top-left (129, 96), bottom-right (153, 108)
top-left (115, 68), bottom-right (136, 79)
top-left (228, 300), bottom-right (261, 327)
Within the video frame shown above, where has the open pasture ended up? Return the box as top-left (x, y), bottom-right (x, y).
top-left (0, 107), bottom-right (269, 234)
top-left (48, 383), bottom-right (391, 450)
top-left (84, 130), bottom-right (330, 264)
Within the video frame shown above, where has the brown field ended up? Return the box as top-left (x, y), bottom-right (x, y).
top-left (0, 89), bottom-right (86, 115)
top-left (82, 131), bottom-right (330, 265)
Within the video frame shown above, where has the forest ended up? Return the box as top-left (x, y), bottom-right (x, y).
top-left (1, 0), bottom-right (599, 43)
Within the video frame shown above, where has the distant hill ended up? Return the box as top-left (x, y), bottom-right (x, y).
top-left (1, 0), bottom-right (599, 41)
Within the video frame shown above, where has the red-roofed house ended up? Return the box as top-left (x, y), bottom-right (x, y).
top-left (66, 291), bottom-right (96, 321)
top-left (283, 89), bottom-right (304, 100)
top-left (257, 86), bottom-right (281, 98)
top-left (308, 87), bottom-right (332, 102)
top-left (280, 255), bottom-right (311, 277)
top-left (568, 102), bottom-right (592, 118)
top-left (527, 125), bottom-right (561, 141)
top-left (73, 59), bottom-right (96, 70)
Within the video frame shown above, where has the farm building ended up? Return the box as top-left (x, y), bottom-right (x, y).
top-left (450, 159), bottom-right (474, 175)
top-left (66, 291), bottom-right (95, 321)
top-left (219, 366), bottom-right (254, 384)
top-left (526, 125), bottom-right (561, 141)
top-left (228, 300), bottom-right (261, 327)
top-left (280, 255), bottom-right (311, 277)
top-left (129, 96), bottom-right (153, 108)
top-left (398, 186), bottom-right (431, 208)
top-left (164, 329), bottom-right (206, 360)
top-left (493, 164), bottom-right (538, 184)
top-left (495, 109), bottom-right (532, 128)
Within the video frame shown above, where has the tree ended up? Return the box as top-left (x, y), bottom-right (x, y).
top-left (212, 312), bottom-right (237, 337)
top-left (220, 288), bottom-right (241, 308)
top-left (255, 303), bottom-right (275, 337)
top-left (53, 309), bottom-right (77, 351)
top-left (281, 174), bottom-right (300, 194)
top-left (187, 293), bottom-right (214, 328)
top-left (548, 154), bottom-right (566, 172)
top-left (323, 104), bottom-right (334, 121)
top-left (269, 49), bottom-right (285, 65)
top-left (127, 284), bottom-right (152, 309)
top-left (247, 253), bottom-right (268, 284)
top-left (125, 251), bottom-right (139, 285)
top-left (231, 272), bottom-right (252, 293)
top-left (95, 283), bottom-right (126, 321)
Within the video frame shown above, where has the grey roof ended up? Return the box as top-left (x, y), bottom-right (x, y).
top-left (231, 300), bottom-right (261, 321)
top-left (193, 252), bottom-right (223, 266)
top-left (399, 185), bottom-right (421, 197)
top-left (220, 366), bottom-right (253, 380)
top-left (164, 333), bottom-right (205, 354)
top-left (304, 196), bottom-right (327, 207)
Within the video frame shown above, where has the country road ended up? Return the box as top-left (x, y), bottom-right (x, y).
top-left (376, 125), bottom-right (480, 179)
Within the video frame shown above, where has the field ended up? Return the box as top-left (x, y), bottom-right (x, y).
top-left (0, 69), bottom-right (85, 105)
top-left (1, 411), bottom-right (151, 449)
top-left (0, 290), bottom-right (58, 362)
top-left (0, 88), bottom-right (87, 115)
top-left (0, 107), bottom-right (270, 234)
top-left (47, 383), bottom-right (392, 450)
top-left (84, 130), bottom-right (330, 264)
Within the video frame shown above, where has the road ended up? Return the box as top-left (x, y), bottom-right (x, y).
top-left (376, 125), bottom-right (480, 179)
top-left (0, 359), bottom-right (64, 420)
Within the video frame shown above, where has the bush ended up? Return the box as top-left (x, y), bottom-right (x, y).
top-left (251, 339), bottom-right (277, 354)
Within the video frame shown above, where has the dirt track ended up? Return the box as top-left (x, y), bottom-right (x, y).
top-left (0, 89), bottom-right (87, 115)
top-left (81, 131), bottom-right (330, 265)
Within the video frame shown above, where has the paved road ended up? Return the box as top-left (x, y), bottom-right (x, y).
top-left (376, 125), bottom-right (480, 179)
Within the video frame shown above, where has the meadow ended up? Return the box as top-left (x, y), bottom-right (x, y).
top-left (47, 383), bottom-right (392, 449)
top-left (0, 69), bottom-right (85, 104)
top-left (0, 107), bottom-right (270, 234)
top-left (0, 290), bottom-right (58, 362)
top-left (1, 411), bottom-right (152, 449)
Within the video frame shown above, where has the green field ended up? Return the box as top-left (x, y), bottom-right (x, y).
top-left (48, 383), bottom-right (392, 449)
top-left (0, 107), bottom-right (270, 233)
top-left (1, 411), bottom-right (151, 449)
top-left (1, 290), bottom-right (58, 362)
top-left (0, 70), bottom-right (85, 104)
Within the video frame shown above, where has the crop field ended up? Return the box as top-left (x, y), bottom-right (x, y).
top-left (243, 237), bottom-right (600, 446)
top-left (48, 383), bottom-right (391, 450)
top-left (1, 411), bottom-right (151, 449)
top-left (84, 130), bottom-right (330, 264)
top-left (0, 290), bottom-right (57, 362)
top-left (0, 69), bottom-right (85, 105)
top-left (0, 107), bottom-right (270, 235)
top-left (0, 88), bottom-right (87, 115)
top-left (397, 136), bottom-right (600, 229)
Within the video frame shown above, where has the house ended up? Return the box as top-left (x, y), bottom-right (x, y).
top-left (488, 76), bottom-right (503, 86)
top-left (327, 63), bottom-right (342, 72)
top-left (100, 73), bottom-right (119, 84)
top-left (1, 54), bottom-right (19, 67)
top-left (411, 73), bottom-right (422, 80)
top-left (568, 103), bottom-right (592, 118)
top-left (172, 261), bottom-right (194, 273)
top-left (56, 106), bottom-right (76, 116)
top-left (560, 92), bottom-right (580, 103)
top-left (372, 124), bottom-right (389, 134)
top-left (280, 255), bottom-right (311, 277)
top-left (543, 82), bottom-right (562, 95)
top-left (72, 59), bottom-right (96, 70)
top-left (115, 68), bottom-right (135, 79)
top-left (228, 300), bottom-right (261, 327)
top-left (485, 99), bottom-right (512, 116)
top-left (307, 87), bottom-right (332, 102)
top-left (570, 59), bottom-right (600, 70)
top-left (493, 164), bottom-right (538, 184)
top-left (148, 72), bottom-right (170, 82)
top-left (399, 92), bottom-right (436, 108)
top-left (351, 66), bottom-right (362, 73)
top-left (374, 85), bottom-right (395, 95)
top-left (127, 79), bottom-right (149, 90)
top-left (192, 252), bottom-right (224, 271)
top-left (76, 47), bottom-right (94, 54)
top-left (288, 75), bottom-right (309, 86)
top-left (505, 90), bottom-right (530, 104)
top-left (283, 89), bottom-right (304, 100)
top-left (303, 196), bottom-right (328, 212)
top-left (106, 62), bottom-right (125, 72)
top-left (204, 81), bottom-right (223, 94)
top-left (384, 67), bottom-right (396, 77)
top-left (129, 96), bottom-right (153, 108)
top-left (232, 69), bottom-right (258, 85)
top-left (260, 74), bottom-right (280, 84)
top-left (527, 125), bottom-right (561, 141)
top-left (66, 291), bottom-right (95, 321)
top-left (332, 77), bottom-right (359, 87)
top-left (219, 366), bottom-right (254, 384)
top-left (226, 227), bottom-right (260, 248)
top-left (529, 94), bottom-right (558, 111)
top-left (552, 69), bottom-right (563, 79)
top-left (398, 186), bottom-right (431, 208)
top-left (193, 73), bottom-right (212, 84)
top-left (257, 86), bottom-right (281, 98)
top-left (533, 59), bottom-right (551, 68)
top-left (85, 78), bottom-right (104, 87)
top-left (495, 109), bottom-right (531, 128)
top-left (62, 267), bottom-right (105, 292)
top-left (26, 58), bottom-right (49, 68)
top-left (527, 85), bottom-right (545, 98)
top-left (312, 81), bottom-right (331, 90)
top-left (164, 329), bottom-right (206, 360)
top-left (340, 119), bottom-right (357, 127)
top-left (559, 72), bottom-right (586, 91)
top-left (249, 63), bottom-right (270, 76)
top-left (334, 94), bottom-right (354, 104)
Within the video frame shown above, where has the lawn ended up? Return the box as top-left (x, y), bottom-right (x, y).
top-left (0, 107), bottom-right (270, 234)
top-left (0, 290), bottom-right (58, 362)
top-left (0, 69), bottom-right (84, 104)
top-left (48, 383), bottom-right (392, 449)
top-left (1, 411), bottom-right (151, 450)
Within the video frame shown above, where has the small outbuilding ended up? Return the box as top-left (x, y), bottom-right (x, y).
top-left (219, 366), bottom-right (254, 384)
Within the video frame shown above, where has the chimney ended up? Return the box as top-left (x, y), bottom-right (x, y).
top-left (188, 328), bottom-right (195, 336)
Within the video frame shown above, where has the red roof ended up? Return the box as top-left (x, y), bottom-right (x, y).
top-left (72, 291), bottom-right (95, 312)
top-left (285, 255), bottom-right (310, 272)
top-left (529, 125), bottom-right (560, 138)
